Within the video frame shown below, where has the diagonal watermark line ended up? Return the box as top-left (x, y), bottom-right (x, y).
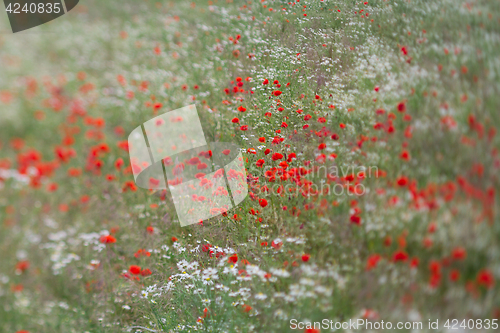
top-left (140, 124), bottom-right (155, 163)
top-left (60, 0), bottom-right (68, 13)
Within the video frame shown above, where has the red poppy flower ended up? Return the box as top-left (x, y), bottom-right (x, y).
top-left (452, 247), bottom-right (467, 260)
top-left (350, 215), bottom-right (361, 224)
top-left (366, 254), bottom-right (381, 270)
top-left (271, 240), bottom-right (282, 249)
top-left (448, 269), bottom-right (460, 282)
top-left (129, 265), bottom-right (141, 275)
top-left (279, 161), bottom-right (288, 168)
top-left (149, 177), bottom-right (160, 187)
top-left (67, 167), bottom-right (82, 177)
top-left (392, 251), bottom-right (409, 262)
top-left (241, 304), bottom-right (252, 312)
top-left (15, 261), bottom-right (30, 273)
top-left (410, 257), bottom-right (419, 268)
top-left (477, 269), bottom-right (494, 288)
top-left (396, 176), bottom-right (408, 186)
top-left (273, 90), bottom-right (282, 96)
top-left (259, 198), bottom-right (268, 207)
top-left (194, 163), bottom-right (206, 171)
top-left (305, 329), bottom-right (320, 333)
top-left (47, 183), bottom-right (58, 192)
top-left (272, 153), bottom-right (283, 161)
top-left (228, 254), bottom-right (238, 264)
top-left (400, 150), bottom-right (410, 160)
top-left (114, 158), bottom-right (124, 170)
top-left (397, 101), bottom-right (406, 112)
top-left (100, 235), bottom-right (116, 244)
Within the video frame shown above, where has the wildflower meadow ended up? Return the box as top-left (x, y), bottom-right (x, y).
top-left (0, 0), bottom-right (499, 332)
